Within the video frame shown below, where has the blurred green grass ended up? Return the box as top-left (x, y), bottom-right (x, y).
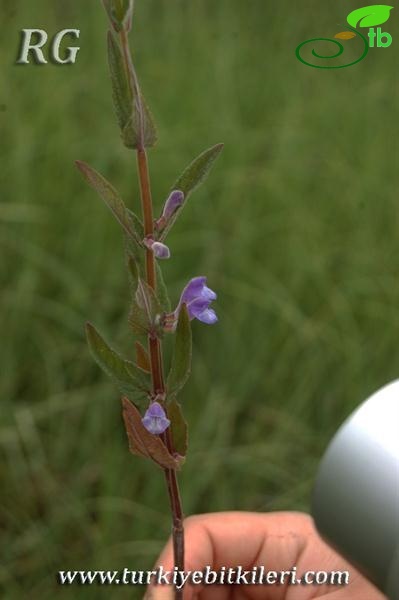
top-left (0, 0), bottom-right (397, 597)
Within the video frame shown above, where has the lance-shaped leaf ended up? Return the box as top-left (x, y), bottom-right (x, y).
top-left (75, 161), bottom-right (142, 245)
top-left (107, 31), bottom-right (157, 149)
top-left (167, 305), bottom-right (192, 395)
top-left (168, 397), bottom-right (188, 457)
top-left (347, 5), bottom-right (393, 28)
top-left (129, 278), bottom-right (163, 336)
top-left (125, 235), bottom-right (145, 283)
top-left (122, 97), bottom-right (158, 150)
top-left (135, 341), bottom-right (151, 373)
top-left (86, 323), bottom-right (150, 403)
top-left (102, 0), bottom-right (133, 32)
top-left (128, 300), bottom-right (148, 337)
top-left (156, 263), bottom-right (171, 313)
top-left (122, 397), bottom-right (181, 469)
top-left (107, 32), bottom-right (131, 132)
top-left (136, 278), bottom-right (162, 324)
top-left (159, 143), bottom-right (223, 241)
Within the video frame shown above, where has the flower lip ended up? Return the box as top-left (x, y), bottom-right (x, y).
top-left (196, 308), bottom-right (218, 325)
top-left (142, 402), bottom-right (171, 435)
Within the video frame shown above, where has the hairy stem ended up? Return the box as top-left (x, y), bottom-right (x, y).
top-left (119, 25), bottom-right (185, 599)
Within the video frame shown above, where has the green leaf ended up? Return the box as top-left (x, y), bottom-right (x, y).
top-left (167, 305), bottom-right (192, 395)
top-left (160, 143), bottom-right (223, 241)
top-left (127, 209), bottom-right (144, 238)
top-left (347, 5), bottom-right (393, 28)
top-left (75, 161), bottom-right (142, 244)
top-left (86, 323), bottom-right (150, 403)
top-left (107, 32), bottom-right (157, 149)
top-left (135, 341), bottom-right (151, 373)
top-left (126, 255), bottom-right (139, 291)
top-left (128, 300), bottom-right (149, 337)
top-left (102, 0), bottom-right (133, 33)
top-left (168, 397), bottom-right (188, 457)
top-left (128, 278), bottom-right (162, 337)
top-left (122, 397), bottom-right (181, 469)
top-left (173, 143), bottom-right (224, 198)
top-left (156, 263), bottom-right (171, 313)
top-left (107, 32), bottom-right (131, 130)
top-left (135, 278), bottom-right (162, 325)
top-left (124, 235), bottom-right (145, 282)
top-left (122, 98), bottom-right (158, 150)
top-left (124, 210), bottom-right (145, 277)
top-left (112, 0), bottom-right (133, 23)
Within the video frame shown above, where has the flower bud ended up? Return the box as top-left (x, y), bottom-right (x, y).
top-left (162, 190), bottom-right (184, 221)
top-left (143, 236), bottom-right (171, 260)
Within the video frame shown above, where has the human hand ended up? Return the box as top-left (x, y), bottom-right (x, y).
top-left (144, 512), bottom-right (386, 599)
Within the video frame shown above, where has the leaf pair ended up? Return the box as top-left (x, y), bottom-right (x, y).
top-left (86, 323), bottom-right (150, 404)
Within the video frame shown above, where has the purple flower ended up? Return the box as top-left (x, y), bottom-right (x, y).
top-left (143, 236), bottom-right (170, 260)
top-left (155, 190), bottom-right (185, 232)
top-left (142, 402), bottom-right (170, 435)
top-left (162, 190), bottom-right (185, 220)
top-left (177, 276), bottom-right (218, 325)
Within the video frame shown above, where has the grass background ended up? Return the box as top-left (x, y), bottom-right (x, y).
top-left (0, 0), bottom-right (397, 597)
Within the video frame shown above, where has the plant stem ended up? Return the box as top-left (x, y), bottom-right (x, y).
top-left (137, 144), bottom-right (185, 600)
top-left (119, 26), bottom-right (186, 599)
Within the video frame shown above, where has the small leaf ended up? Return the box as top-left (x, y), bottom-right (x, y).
top-left (156, 263), bottom-right (171, 313)
top-left (129, 278), bottom-right (162, 337)
top-left (128, 302), bottom-right (149, 337)
top-left (75, 161), bottom-right (142, 244)
top-left (135, 278), bottom-right (162, 326)
top-left (173, 143), bottom-right (224, 198)
top-left (107, 31), bottom-right (157, 149)
top-left (122, 99), bottom-right (158, 150)
top-left (347, 5), bottom-right (393, 28)
top-left (124, 234), bottom-right (145, 281)
top-left (159, 143), bottom-right (223, 241)
top-left (334, 31), bottom-right (357, 40)
top-left (168, 397), bottom-right (188, 457)
top-left (135, 341), bottom-right (151, 373)
top-left (86, 323), bottom-right (150, 403)
top-left (102, 0), bottom-right (133, 32)
top-left (126, 256), bottom-right (139, 291)
top-left (167, 305), bottom-right (192, 396)
top-left (122, 398), bottom-right (181, 469)
top-left (107, 32), bottom-right (131, 130)
top-left (127, 209), bottom-right (144, 238)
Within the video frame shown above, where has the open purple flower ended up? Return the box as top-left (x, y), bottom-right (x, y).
top-left (142, 402), bottom-right (170, 435)
top-left (177, 276), bottom-right (218, 325)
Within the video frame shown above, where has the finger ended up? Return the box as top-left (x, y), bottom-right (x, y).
top-left (146, 511), bottom-right (312, 600)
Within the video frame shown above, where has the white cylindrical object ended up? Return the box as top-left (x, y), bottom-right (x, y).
top-left (312, 380), bottom-right (399, 600)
